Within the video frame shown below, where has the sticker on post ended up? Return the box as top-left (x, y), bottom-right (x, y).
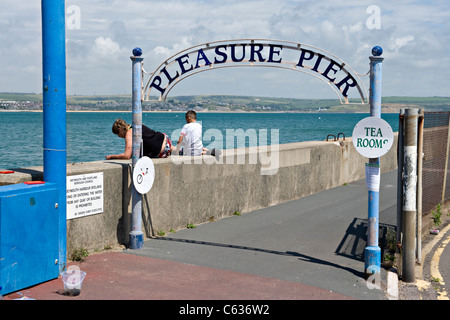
top-left (133, 156), bottom-right (155, 194)
top-left (365, 163), bottom-right (380, 191)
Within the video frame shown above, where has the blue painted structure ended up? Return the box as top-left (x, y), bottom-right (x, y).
top-left (364, 48), bottom-right (384, 277)
top-left (0, 183), bottom-right (60, 295)
top-left (42, 0), bottom-right (67, 272)
top-left (0, 0), bottom-right (67, 295)
top-left (130, 48), bottom-right (144, 249)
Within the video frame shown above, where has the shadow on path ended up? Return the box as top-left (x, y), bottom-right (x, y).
top-left (154, 236), bottom-right (365, 278)
top-left (335, 217), bottom-right (396, 263)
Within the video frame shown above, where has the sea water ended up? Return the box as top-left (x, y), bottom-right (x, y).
top-left (0, 111), bottom-right (399, 169)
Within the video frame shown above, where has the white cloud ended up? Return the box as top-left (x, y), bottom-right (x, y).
top-left (388, 35), bottom-right (414, 52)
top-left (343, 22), bottom-right (364, 34)
top-left (152, 37), bottom-right (193, 59)
top-left (94, 37), bottom-right (121, 57)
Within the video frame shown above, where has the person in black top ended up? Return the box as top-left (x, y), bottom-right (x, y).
top-left (105, 119), bottom-right (173, 160)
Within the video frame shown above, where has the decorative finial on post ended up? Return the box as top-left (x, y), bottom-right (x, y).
top-left (371, 45), bottom-right (383, 57)
top-left (132, 47), bottom-right (143, 57)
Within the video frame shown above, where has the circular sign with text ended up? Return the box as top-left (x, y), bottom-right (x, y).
top-left (133, 156), bottom-right (155, 194)
top-left (352, 117), bottom-right (394, 158)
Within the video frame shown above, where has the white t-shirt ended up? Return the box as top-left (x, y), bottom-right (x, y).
top-left (181, 122), bottom-right (203, 156)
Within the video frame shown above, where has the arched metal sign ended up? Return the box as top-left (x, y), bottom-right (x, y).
top-left (142, 39), bottom-right (368, 104)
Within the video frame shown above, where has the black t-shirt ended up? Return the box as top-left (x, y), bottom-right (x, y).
top-left (142, 125), bottom-right (164, 158)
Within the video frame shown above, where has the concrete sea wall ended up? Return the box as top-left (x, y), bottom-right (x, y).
top-left (0, 136), bottom-right (398, 255)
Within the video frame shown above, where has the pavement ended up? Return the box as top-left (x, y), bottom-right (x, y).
top-left (398, 215), bottom-right (450, 300)
top-left (2, 169), bottom-right (450, 305)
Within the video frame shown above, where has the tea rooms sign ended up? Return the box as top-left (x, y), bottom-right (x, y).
top-left (352, 117), bottom-right (394, 159)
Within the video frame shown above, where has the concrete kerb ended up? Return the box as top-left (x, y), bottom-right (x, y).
top-left (417, 223), bottom-right (450, 287)
top-left (386, 269), bottom-right (399, 300)
top-left (394, 212), bottom-right (450, 300)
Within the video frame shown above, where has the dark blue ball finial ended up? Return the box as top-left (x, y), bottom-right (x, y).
top-left (132, 47), bottom-right (142, 57)
top-left (372, 46), bottom-right (383, 56)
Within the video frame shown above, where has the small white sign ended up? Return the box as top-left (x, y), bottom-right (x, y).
top-left (67, 172), bottom-right (104, 220)
top-left (352, 117), bottom-right (394, 158)
top-left (133, 156), bottom-right (155, 194)
top-left (365, 163), bottom-right (380, 191)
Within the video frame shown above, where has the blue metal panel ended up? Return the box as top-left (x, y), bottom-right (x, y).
top-left (0, 183), bottom-right (59, 295)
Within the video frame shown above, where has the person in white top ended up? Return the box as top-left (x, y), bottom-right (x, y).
top-left (176, 110), bottom-right (204, 156)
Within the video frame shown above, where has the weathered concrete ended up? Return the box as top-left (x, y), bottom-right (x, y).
top-left (0, 136), bottom-right (398, 256)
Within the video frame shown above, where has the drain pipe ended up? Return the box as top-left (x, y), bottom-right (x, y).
top-left (41, 0), bottom-right (67, 272)
top-left (397, 110), bottom-right (405, 253)
top-left (416, 110), bottom-right (424, 263)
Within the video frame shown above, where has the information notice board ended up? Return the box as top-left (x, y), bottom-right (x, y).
top-left (66, 172), bottom-right (104, 220)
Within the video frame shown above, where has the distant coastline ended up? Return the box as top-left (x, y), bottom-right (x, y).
top-left (1, 93), bottom-right (449, 113)
top-left (0, 109), bottom-right (396, 114)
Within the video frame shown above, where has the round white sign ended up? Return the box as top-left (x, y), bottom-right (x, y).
top-left (352, 117), bottom-right (394, 158)
top-left (132, 156), bottom-right (155, 194)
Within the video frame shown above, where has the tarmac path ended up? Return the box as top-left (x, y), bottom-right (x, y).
top-left (124, 169), bottom-right (399, 300)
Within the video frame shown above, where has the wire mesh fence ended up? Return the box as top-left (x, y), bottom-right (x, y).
top-left (421, 111), bottom-right (450, 218)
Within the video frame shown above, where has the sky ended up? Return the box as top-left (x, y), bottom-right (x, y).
top-left (0, 0), bottom-right (449, 100)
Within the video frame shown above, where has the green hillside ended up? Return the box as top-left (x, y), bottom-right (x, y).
top-left (1, 92), bottom-right (449, 112)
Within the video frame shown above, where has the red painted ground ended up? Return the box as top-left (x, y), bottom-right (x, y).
top-left (3, 251), bottom-right (353, 300)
